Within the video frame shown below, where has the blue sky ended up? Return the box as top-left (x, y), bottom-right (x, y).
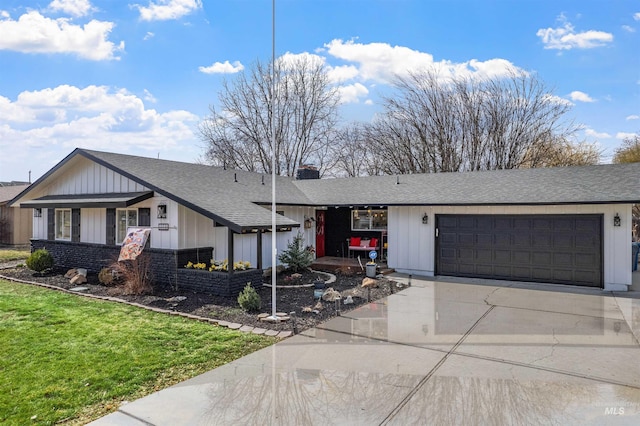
top-left (0, 0), bottom-right (638, 181)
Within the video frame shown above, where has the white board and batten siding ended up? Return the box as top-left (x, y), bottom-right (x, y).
top-left (387, 204), bottom-right (633, 291)
top-left (43, 157), bottom-right (148, 196)
top-left (185, 205), bottom-right (315, 269)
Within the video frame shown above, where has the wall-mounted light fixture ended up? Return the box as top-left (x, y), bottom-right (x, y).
top-left (157, 204), bottom-right (167, 219)
top-left (614, 213), bottom-right (621, 227)
top-left (33, 208), bottom-right (42, 218)
top-left (303, 215), bottom-right (315, 229)
top-left (422, 213), bottom-right (429, 224)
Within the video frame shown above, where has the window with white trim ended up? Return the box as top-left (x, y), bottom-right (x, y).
top-left (116, 209), bottom-right (138, 244)
top-left (55, 209), bottom-right (71, 240)
top-left (351, 209), bottom-right (387, 231)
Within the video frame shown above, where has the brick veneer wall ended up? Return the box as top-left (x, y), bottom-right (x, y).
top-left (177, 268), bottom-right (263, 297)
top-left (29, 240), bottom-right (259, 295)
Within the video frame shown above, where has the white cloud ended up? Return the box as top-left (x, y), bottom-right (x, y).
top-left (542, 94), bottom-right (574, 107)
top-left (337, 83), bottom-right (369, 104)
top-left (626, 115), bottom-right (639, 120)
top-left (135, 0), bottom-right (202, 21)
top-left (143, 89), bottom-right (157, 103)
top-left (622, 25), bottom-right (635, 33)
top-left (569, 91), bottom-right (595, 102)
top-left (279, 51), bottom-right (326, 68)
top-left (584, 128), bottom-right (611, 139)
top-left (322, 39), bottom-right (520, 84)
top-left (327, 64), bottom-right (359, 83)
top-left (634, 12), bottom-right (640, 21)
top-left (536, 17), bottom-right (613, 50)
top-left (143, 31), bottom-right (154, 40)
top-left (0, 10), bottom-right (10, 19)
top-left (48, 0), bottom-right (94, 17)
top-left (0, 85), bottom-right (198, 154)
top-left (617, 132), bottom-right (638, 140)
top-left (0, 11), bottom-right (123, 60)
top-left (198, 60), bottom-right (244, 74)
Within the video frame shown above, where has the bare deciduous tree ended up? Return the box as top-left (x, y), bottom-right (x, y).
top-left (612, 132), bottom-right (640, 164)
top-left (199, 55), bottom-right (340, 176)
top-left (332, 123), bottom-right (384, 177)
top-left (361, 70), bottom-right (594, 174)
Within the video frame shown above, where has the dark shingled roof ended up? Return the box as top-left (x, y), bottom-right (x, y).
top-left (12, 148), bottom-right (640, 233)
top-left (78, 150), bottom-right (312, 233)
top-left (293, 163), bottom-right (640, 206)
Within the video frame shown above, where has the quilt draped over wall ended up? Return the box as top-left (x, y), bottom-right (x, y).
top-left (118, 228), bottom-right (150, 261)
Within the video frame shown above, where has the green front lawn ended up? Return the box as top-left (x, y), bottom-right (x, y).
top-left (0, 249), bottom-right (30, 262)
top-left (0, 280), bottom-right (275, 425)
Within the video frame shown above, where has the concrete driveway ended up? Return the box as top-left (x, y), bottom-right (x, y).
top-left (91, 274), bottom-right (640, 425)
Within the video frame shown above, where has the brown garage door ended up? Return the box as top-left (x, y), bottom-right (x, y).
top-left (436, 214), bottom-right (603, 287)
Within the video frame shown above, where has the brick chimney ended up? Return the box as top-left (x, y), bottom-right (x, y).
top-left (296, 164), bottom-right (320, 180)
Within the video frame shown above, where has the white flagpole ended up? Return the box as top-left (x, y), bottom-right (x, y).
top-left (270, 0), bottom-right (278, 321)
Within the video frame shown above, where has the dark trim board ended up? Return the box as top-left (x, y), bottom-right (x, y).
top-left (19, 192), bottom-right (154, 209)
top-left (435, 214), bottom-right (603, 288)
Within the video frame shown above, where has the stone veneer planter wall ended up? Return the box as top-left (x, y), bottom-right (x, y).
top-left (176, 268), bottom-right (263, 297)
top-left (29, 240), bottom-right (260, 295)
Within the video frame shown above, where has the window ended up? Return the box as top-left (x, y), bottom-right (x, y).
top-left (116, 209), bottom-right (138, 244)
top-left (55, 209), bottom-right (71, 240)
top-left (351, 209), bottom-right (387, 231)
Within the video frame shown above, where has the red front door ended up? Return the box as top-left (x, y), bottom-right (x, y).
top-left (315, 210), bottom-right (325, 257)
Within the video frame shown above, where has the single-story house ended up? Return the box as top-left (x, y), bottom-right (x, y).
top-left (10, 148), bottom-right (640, 294)
top-left (0, 182), bottom-right (32, 246)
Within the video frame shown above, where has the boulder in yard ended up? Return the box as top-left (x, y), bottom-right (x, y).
top-left (322, 287), bottom-right (341, 302)
top-left (76, 268), bottom-right (88, 277)
top-left (64, 268), bottom-right (78, 279)
top-left (70, 274), bottom-right (87, 285)
top-left (361, 277), bottom-right (377, 288)
top-left (342, 288), bottom-right (362, 298)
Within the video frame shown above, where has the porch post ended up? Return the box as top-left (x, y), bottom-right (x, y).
top-left (256, 229), bottom-right (263, 270)
top-left (228, 229), bottom-right (235, 275)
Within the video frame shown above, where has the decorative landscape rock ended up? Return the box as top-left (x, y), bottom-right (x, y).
top-left (259, 312), bottom-right (290, 323)
top-left (64, 269), bottom-right (78, 279)
top-left (322, 288), bottom-right (341, 302)
top-left (343, 295), bottom-right (354, 305)
top-left (342, 288), bottom-right (362, 298)
top-left (76, 268), bottom-right (88, 277)
top-left (70, 274), bottom-right (87, 285)
top-left (165, 296), bottom-right (187, 303)
top-left (98, 268), bottom-right (115, 285)
top-left (362, 277), bottom-right (377, 288)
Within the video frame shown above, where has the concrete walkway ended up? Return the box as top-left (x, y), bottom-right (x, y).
top-left (90, 274), bottom-right (640, 425)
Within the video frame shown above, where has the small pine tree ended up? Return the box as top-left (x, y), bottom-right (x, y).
top-left (278, 231), bottom-right (313, 272)
top-left (26, 248), bottom-right (54, 273)
top-left (237, 284), bottom-right (261, 312)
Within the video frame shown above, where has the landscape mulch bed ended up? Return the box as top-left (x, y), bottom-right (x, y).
top-left (0, 266), bottom-right (404, 333)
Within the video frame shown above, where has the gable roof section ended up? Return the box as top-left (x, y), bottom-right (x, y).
top-left (294, 163), bottom-right (640, 206)
top-left (78, 149), bottom-right (309, 233)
